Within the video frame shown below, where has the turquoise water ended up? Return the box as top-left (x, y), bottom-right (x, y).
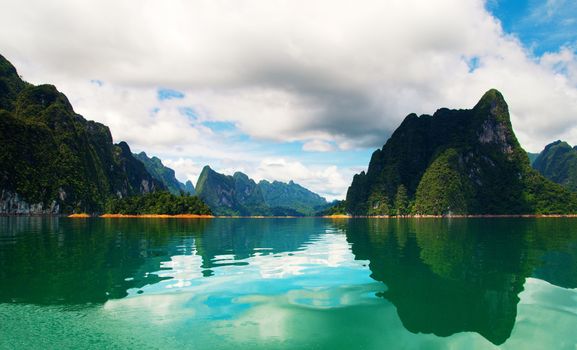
top-left (0, 217), bottom-right (576, 349)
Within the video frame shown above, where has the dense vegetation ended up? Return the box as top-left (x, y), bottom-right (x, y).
top-left (527, 152), bottom-right (539, 165)
top-left (105, 191), bottom-right (211, 215)
top-left (532, 141), bottom-right (577, 192)
top-left (196, 166), bottom-right (327, 216)
top-left (135, 152), bottom-right (195, 195)
top-left (346, 89), bottom-right (577, 215)
top-left (0, 54), bottom-right (215, 215)
top-left (316, 200), bottom-right (347, 216)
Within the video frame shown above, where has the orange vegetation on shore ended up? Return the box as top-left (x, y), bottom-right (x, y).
top-left (323, 214), bottom-right (352, 219)
top-left (99, 214), bottom-right (214, 218)
top-left (68, 213), bottom-right (91, 218)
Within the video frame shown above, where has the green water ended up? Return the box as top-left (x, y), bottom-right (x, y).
top-left (0, 218), bottom-right (576, 349)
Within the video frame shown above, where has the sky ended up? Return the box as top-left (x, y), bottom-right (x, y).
top-left (1, 0), bottom-right (576, 201)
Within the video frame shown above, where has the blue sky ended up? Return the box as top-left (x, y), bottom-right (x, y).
top-left (487, 0), bottom-right (577, 55)
top-left (2, 0), bottom-right (577, 200)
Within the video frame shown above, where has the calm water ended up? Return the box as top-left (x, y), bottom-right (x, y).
top-left (1, 218), bottom-right (576, 349)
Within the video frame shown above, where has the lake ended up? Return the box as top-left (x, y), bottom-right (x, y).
top-left (0, 217), bottom-right (576, 349)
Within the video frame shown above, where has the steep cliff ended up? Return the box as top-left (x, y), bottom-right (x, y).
top-left (346, 89), bottom-right (577, 215)
top-left (0, 54), bottom-right (165, 214)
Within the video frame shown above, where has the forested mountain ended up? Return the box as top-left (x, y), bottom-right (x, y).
top-left (532, 141), bottom-right (577, 192)
top-left (345, 89), bottom-right (577, 215)
top-left (0, 54), bottom-right (167, 214)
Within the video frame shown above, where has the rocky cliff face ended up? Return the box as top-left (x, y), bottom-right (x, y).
top-left (346, 89), bottom-right (577, 215)
top-left (0, 54), bottom-right (165, 214)
top-left (0, 190), bottom-right (59, 215)
top-left (195, 166), bottom-right (266, 215)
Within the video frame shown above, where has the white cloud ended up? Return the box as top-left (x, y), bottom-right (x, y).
top-left (252, 159), bottom-right (351, 201)
top-left (302, 140), bottom-right (335, 152)
top-left (162, 158), bottom-right (205, 185)
top-left (2, 0), bottom-right (577, 198)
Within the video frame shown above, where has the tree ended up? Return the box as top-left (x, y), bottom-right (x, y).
top-left (395, 184), bottom-right (409, 216)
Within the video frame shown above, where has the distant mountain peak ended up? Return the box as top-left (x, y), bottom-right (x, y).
top-left (134, 152), bottom-right (195, 195)
top-left (196, 166), bottom-right (326, 216)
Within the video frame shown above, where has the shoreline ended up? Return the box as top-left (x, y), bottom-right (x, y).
top-left (2, 213), bottom-right (577, 219)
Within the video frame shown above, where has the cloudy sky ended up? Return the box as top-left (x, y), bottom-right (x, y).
top-left (1, 0), bottom-right (576, 200)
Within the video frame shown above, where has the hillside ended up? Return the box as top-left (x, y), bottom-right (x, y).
top-left (0, 54), bottom-right (166, 214)
top-left (346, 89), bottom-right (577, 215)
top-left (533, 141), bottom-right (577, 192)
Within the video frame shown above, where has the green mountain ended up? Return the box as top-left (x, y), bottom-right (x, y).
top-left (259, 180), bottom-right (327, 215)
top-left (195, 165), bottom-right (326, 216)
top-left (346, 89), bottom-right (577, 215)
top-left (0, 54), bottom-right (166, 214)
top-left (527, 152), bottom-right (540, 165)
top-left (532, 141), bottom-right (577, 192)
top-left (195, 166), bottom-right (265, 215)
top-left (135, 152), bottom-right (195, 195)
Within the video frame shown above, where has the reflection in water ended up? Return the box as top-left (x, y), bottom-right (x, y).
top-left (342, 218), bottom-right (577, 345)
top-left (1, 217), bottom-right (577, 348)
top-left (0, 218), bottom-right (324, 304)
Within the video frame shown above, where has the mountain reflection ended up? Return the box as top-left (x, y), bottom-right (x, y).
top-left (342, 218), bottom-right (577, 345)
top-left (0, 218), bottom-right (323, 305)
top-left (1, 217), bottom-right (577, 346)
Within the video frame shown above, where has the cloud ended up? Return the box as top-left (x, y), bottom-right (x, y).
top-left (252, 159), bottom-right (351, 201)
top-left (302, 140), bottom-right (335, 152)
top-left (1, 0), bottom-right (577, 198)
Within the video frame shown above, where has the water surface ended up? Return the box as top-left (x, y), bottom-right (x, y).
top-left (0, 217), bottom-right (576, 349)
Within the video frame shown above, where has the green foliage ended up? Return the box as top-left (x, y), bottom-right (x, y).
top-left (105, 191), bottom-right (212, 215)
top-left (346, 89), bottom-right (577, 215)
top-left (367, 184), bottom-right (390, 216)
top-left (316, 200), bottom-right (347, 216)
top-left (0, 55), bottom-right (166, 214)
top-left (394, 184), bottom-right (410, 216)
top-left (414, 149), bottom-right (472, 215)
top-left (526, 152), bottom-right (539, 165)
top-left (533, 141), bottom-right (577, 192)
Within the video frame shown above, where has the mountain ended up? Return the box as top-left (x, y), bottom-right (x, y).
top-left (0, 54), bottom-right (165, 214)
top-left (135, 152), bottom-right (195, 195)
top-left (195, 166), bottom-right (266, 215)
top-left (527, 152), bottom-right (540, 165)
top-left (532, 141), bottom-right (577, 192)
top-left (195, 165), bottom-right (326, 216)
top-left (259, 180), bottom-right (327, 215)
top-left (346, 89), bottom-right (577, 215)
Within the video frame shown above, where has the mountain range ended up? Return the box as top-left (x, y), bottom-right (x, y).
top-left (196, 165), bottom-right (328, 216)
top-left (345, 89), bottom-right (577, 215)
top-left (2, 53), bottom-right (577, 216)
top-left (0, 54), bottom-right (327, 215)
